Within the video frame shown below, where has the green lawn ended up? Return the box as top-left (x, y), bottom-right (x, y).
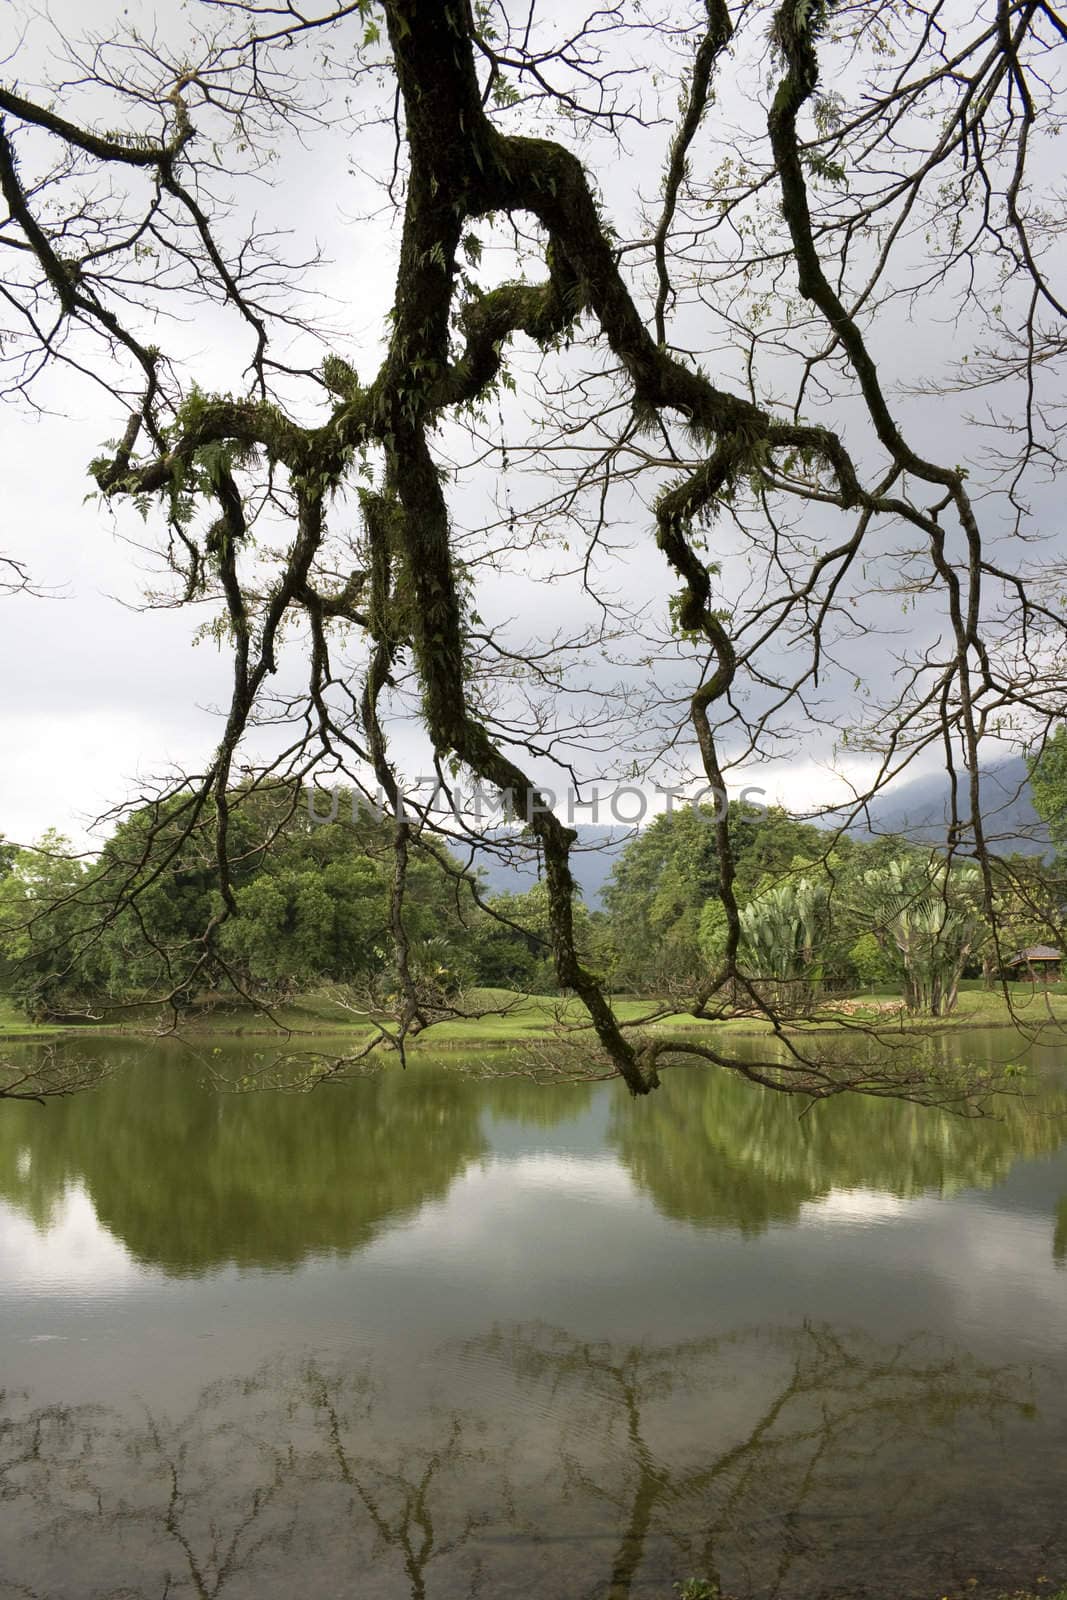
top-left (4, 983), bottom-right (1067, 1049)
top-left (401, 984), bottom-right (1067, 1046)
top-left (0, 999), bottom-right (62, 1038)
top-left (819, 985), bottom-right (1067, 1031)
top-left (46, 989), bottom-right (702, 1045)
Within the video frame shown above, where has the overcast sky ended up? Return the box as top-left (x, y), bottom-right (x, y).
top-left (0, 0), bottom-right (1061, 852)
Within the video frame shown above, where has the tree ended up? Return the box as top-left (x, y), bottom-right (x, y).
top-left (470, 879), bottom-right (610, 993)
top-left (1, 0), bottom-right (1065, 1098)
top-left (0, 788), bottom-right (499, 1015)
top-left (848, 931), bottom-right (899, 992)
top-left (606, 803), bottom-right (829, 992)
top-left (738, 873), bottom-right (831, 1011)
top-left (853, 857), bottom-right (984, 1018)
top-left (605, 805), bottom-right (724, 991)
top-left (0, 832), bottom-right (94, 1018)
top-left (1029, 727), bottom-right (1067, 861)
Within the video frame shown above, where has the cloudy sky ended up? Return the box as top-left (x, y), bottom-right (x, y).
top-left (0, 0), bottom-right (1061, 852)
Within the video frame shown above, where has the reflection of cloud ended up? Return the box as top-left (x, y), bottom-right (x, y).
top-left (911, 1197), bottom-right (1066, 1335)
top-left (799, 1186), bottom-right (914, 1225)
top-left (500, 1152), bottom-right (638, 1200)
top-left (372, 1152), bottom-right (642, 1258)
top-left (0, 1185), bottom-right (146, 1299)
top-left (784, 1188), bottom-right (1067, 1354)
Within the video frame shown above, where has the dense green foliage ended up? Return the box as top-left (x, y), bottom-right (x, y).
top-left (602, 802), bottom-right (1056, 1016)
top-left (0, 793), bottom-right (577, 1018)
top-left (604, 803), bottom-right (833, 989)
top-left (0, 794), bottom-right (1058, 1022)
top-left (0, 828), bottom-right (95, 1016)
top-left (855, 858), bottom-right (983, 1016)
top-left (464, 881), bottom-right (611, 993)
top-left (1030, 727), bottom-right (1067, 861)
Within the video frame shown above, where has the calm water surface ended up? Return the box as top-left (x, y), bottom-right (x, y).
top-left (2, 1030), bottom-right (1067, 1599)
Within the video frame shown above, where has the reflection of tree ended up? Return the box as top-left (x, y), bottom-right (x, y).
top-left (476, 1070), bottom-right (594, 1128)
top-left (0, 1324), bottom-right (1049, 1600)
top-left (0, 1046), bottom-right (595, 1274)
top-left (304, 1367), bottom-right (496, 1600)
top-left (0, 1362), bottom-right (503, 1600)
top-left (0, 1325), bottom-right (1050, 1600)
top-left (1055, 1196), bottom-right (1067, 1267)
top-left (7, 1039), bottom-right (1062, 1273)
top-left (0, 1051), bottom-right (488, 1273)
top-left (474, 1322), bottom-right (1039, 1600)
top-left (0, 1381), bottom-right (307, 1599)
top-left (613, 1048), bottom-right (1067, 1234)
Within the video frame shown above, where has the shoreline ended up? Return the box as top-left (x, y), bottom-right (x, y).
top-left (8, 1003), bottom-right (1067, 1052)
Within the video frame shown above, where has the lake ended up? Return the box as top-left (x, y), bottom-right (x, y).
top-left (2, 1029), bottom-right (1067, 1599)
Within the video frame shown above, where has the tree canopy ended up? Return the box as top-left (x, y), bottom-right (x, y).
top-left (1030, 727), bottom-right (1067, 862)
top-left (1, 0), bottom-right (1065, 1097)
top-left (0, 791), bottom-right (589, 1026)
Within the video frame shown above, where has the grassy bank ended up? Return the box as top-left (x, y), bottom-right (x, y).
top-left (0, 990), bottom-right (701, 1045)
top-left (5, 984), bottom-right (1067, 1049)
top-left (0, 999), bottom-right (63, 1040)
top-left (816, 985), bottom-right (1067, 1032)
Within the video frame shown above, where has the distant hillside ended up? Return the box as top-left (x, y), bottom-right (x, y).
top-left (469, 825), bottom-right (630, 908)
top-left (852, 756), bottom-right (1050, 856)
top-left (467, 759), bottom-right (1051, 905)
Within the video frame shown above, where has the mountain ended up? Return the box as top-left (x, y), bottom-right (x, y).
top-left (469, 825), bottom-right (630, 908)
top-left (466, 758), bottom-right (1051, 906)
top-left (852, 756), bottom-right (1050, 856)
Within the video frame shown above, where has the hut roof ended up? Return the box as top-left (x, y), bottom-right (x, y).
top-left (1006, 945), bottom-right (1062, 965)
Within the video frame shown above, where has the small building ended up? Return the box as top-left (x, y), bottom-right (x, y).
top-left (1005, 945), bottom-right (1063, 983)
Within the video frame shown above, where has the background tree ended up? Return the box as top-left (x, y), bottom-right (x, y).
top-left (847, 931), bottom-right (900, 993)
top-left (467, 880), bottom-right (610, 994)
top-left (0, 832), bottom-right (93, 1018)
top-left (737, 873), bottom-right (831, 1012)
top-left (853, 858), bottom-right (984, 1018)
top-left (1029, 728), bottom-right (1067, 863)
top-left (948, 850), bottom-right (1066, 988)
top-left (606, 803), bottom-right (829, 993)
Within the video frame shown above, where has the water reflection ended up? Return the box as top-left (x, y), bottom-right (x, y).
top-left (613, 1037), bottom-right (1067, 1234)
top-left (3, 1041), bottom-right (1067, 1596)
top-left (0, 1052), bottom-right (588, 1274)
top-left (1055, 1196), bottom-right (1067, 1266)
top-left (0, 1322), bottom-right (1054, 1600)
top-left (1, 1038), bottom-right (1066, 1277)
